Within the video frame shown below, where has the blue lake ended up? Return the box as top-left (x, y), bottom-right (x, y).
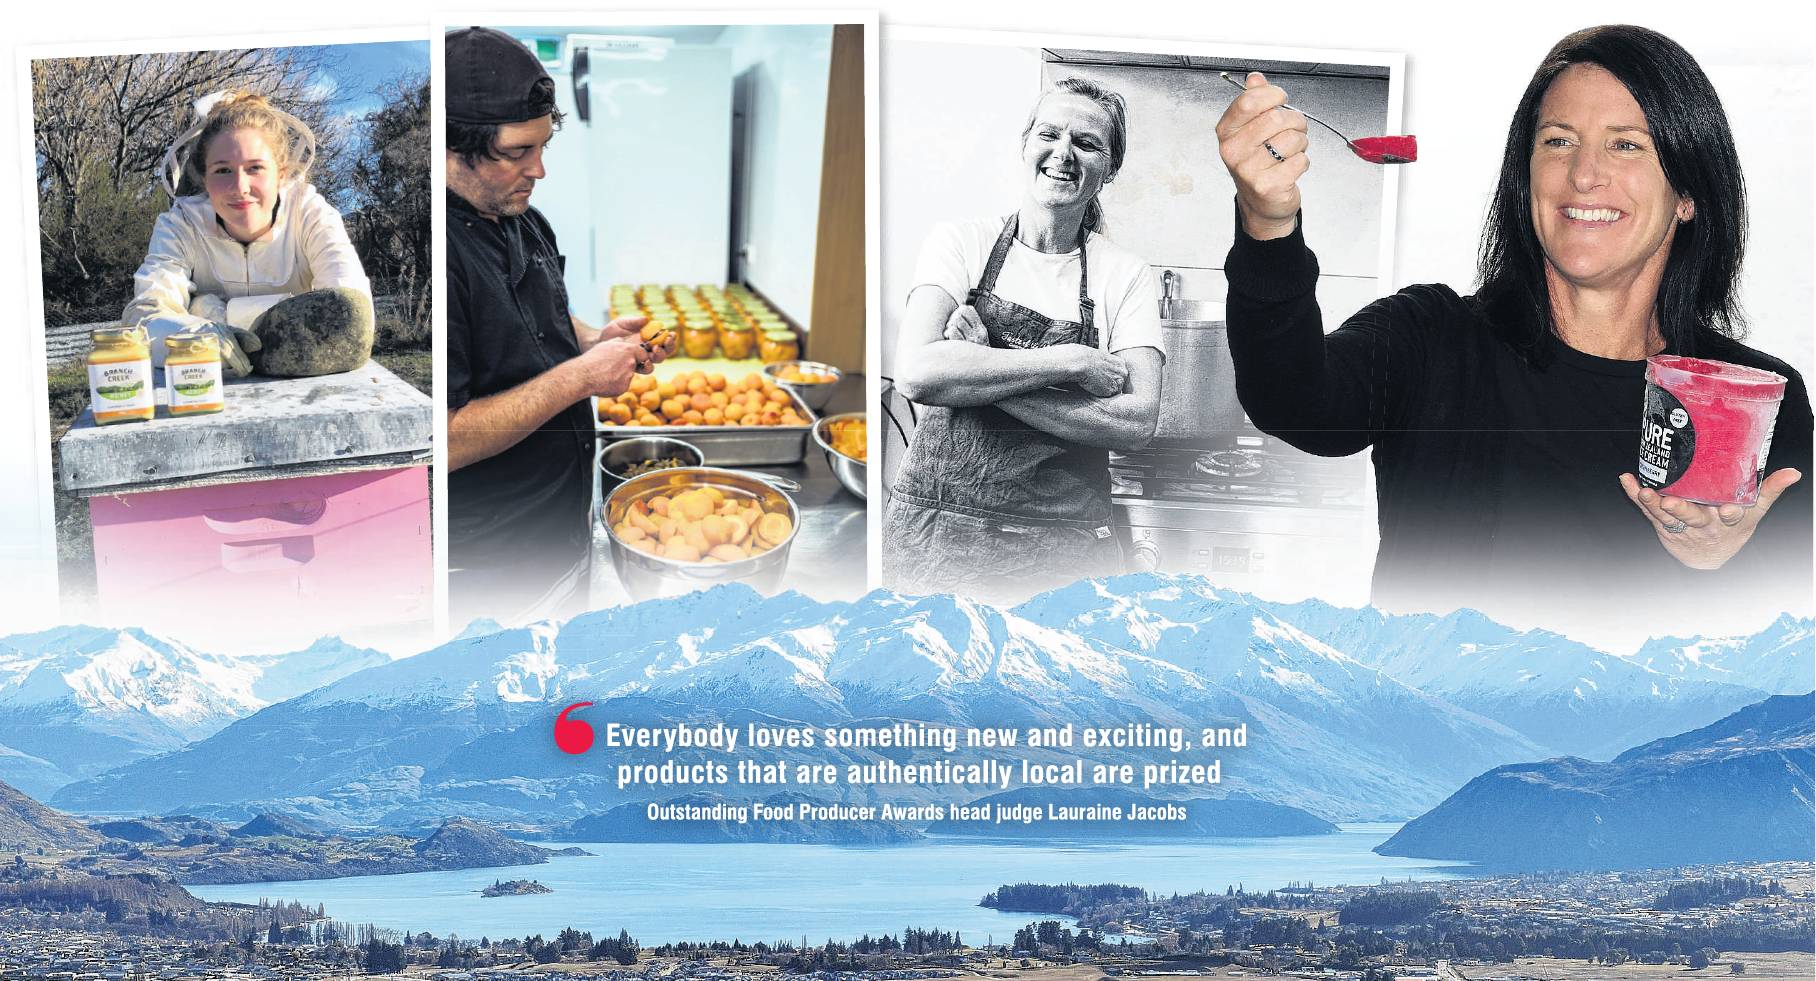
top-left (190, 824), bottom-right (1468, 944)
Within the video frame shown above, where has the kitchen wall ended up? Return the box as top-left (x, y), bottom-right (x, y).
top-left (878, 38), bottom-right (1042, 489)
top-left (1043, 57), bottom-right (1390, 324)
top-left (535, 43), bottom-right (598, 317)
top-left (725, 24), bottom-right (835, 332)
top-left (878, 40), bottom-right (1397, 382)
top-left (880, 38), bottom-right (1042, 384)
top-left (879, 38), bottom-right (1397, 496)
top-left (497, 25), bottom-right (836, 330)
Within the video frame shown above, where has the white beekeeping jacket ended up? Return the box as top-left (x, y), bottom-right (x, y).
top-left (122, 182), bottom-right (371, 365)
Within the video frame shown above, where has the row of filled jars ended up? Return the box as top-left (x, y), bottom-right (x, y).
top-left (607, 283), bottom-right (797, 362)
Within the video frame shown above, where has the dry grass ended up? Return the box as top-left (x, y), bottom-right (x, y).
top-left (1466, 952), bottom-right (1813, 980)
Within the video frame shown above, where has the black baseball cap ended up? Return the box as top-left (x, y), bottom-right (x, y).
top-left (446, 27), bottom-right (558, 125)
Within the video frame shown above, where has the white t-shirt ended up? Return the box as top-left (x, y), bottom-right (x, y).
top-left (911, 217), bottom-right (1164, 359)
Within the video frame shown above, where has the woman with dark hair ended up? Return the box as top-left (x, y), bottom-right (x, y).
top-left (1214, 25), bottom-right (1810, 634)
top-left (885, 77), bottom-right (1165, 603)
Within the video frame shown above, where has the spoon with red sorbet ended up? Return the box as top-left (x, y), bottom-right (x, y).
top-left (1220, 71), bottom-right (1417, 165)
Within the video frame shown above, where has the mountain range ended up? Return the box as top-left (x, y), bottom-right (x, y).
top-left (1247, 597), bottom-right (1789, 760)
top-left (1375, 692), bottom-right (1816, 870)
top-left (39, 576), bottom-right (1810, 832)
top-left (0, 626), bottom-right (388, 800)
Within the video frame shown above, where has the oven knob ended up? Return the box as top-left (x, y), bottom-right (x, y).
top-left (1128, 538), bottom-right (1162, 573)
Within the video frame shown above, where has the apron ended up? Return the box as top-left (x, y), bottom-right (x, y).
top-left (885, 215), bottom-right (1123, 601)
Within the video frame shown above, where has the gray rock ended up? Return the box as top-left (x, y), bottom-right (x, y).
top-left (250, 287), bottom-right (374, 377)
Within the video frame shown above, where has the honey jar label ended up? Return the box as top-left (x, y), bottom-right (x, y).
top-left (167, 361), bottom-right (223, 411)
top-left (88, 362), bottom-right (153, 412)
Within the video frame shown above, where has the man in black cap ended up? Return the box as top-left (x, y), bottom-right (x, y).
top-left (444, 26), bottom-right (667, 623)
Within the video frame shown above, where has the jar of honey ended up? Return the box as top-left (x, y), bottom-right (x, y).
top-left (164, 331), bottom-right (225, 416)
top-left (87, 325), bottom-right (154, 425)
top-left (680, 322), bottom-right (718, 359)
top-left (759, 329), bottom-right (800, 364)
top-left (719, 322), bottom-right (757, 360)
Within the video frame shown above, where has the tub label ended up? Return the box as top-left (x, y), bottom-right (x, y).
top-left (1756, 428), bottom-right (1775, 488)
top-left (88, 362), bottom-right (152, 411)
top-left (1638, 385), bottom-right (1695, 489)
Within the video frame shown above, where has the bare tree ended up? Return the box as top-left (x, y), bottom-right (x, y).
top-left (345, 74), bottom-right (431, 342)
top-left (31, 46), bottom-right (348, 321)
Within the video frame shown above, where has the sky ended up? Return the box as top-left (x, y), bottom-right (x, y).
top-left (294, 39), bottom-right (428, 122)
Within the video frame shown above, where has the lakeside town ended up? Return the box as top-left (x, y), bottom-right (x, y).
top-left (3, 861), bottom-right (1809, 980)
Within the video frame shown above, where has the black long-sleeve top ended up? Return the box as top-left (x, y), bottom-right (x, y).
top-left (1225, 215), bottom-right (1812, 639)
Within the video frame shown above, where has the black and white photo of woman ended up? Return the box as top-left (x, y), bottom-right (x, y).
top-left (885, 77), bottom-right (1164, 603)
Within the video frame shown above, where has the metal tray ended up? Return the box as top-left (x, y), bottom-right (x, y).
top-left (594, 389), bottom-right (818, 466)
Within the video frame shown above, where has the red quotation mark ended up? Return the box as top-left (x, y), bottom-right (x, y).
top-left (554, 702), bottom-right (595, 755)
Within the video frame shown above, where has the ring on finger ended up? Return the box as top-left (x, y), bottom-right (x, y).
top-left (1662, 518), bottom-right (1688, 534)
top-left (1263, 141), bottom-right (1286, 162)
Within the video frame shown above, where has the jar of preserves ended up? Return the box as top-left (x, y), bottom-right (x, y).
top-left (164, 332), bottom-right (226, 416)
top-left (87, 325), bottom-right (154, 425)
top-left (759, 329), bottom-right (800, 364)
top-left (680, 322), bottom-right (718, 359)
top-left (719, 322), bottom-right (757, 360)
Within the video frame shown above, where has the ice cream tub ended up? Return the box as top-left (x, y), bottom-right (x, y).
top-left (1638, 355), bottom-right (1786, 506)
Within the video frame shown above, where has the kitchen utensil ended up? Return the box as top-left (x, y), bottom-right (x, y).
top-left (764, 360), bottom-right (844, 412)
top-left (597, 437), bottom-right (802, 493)
top-left (812, 413), bottom-right (868, 500)
top-left (600, 466), bottom-right (801, 601)
top-left (1152, 294), bottom-right (1245, 441)
top-left (595, 386), bottom-right (819, 466)
top-left (598, 436), bottom-right (705, 485)
top-left (1220, 72), bottom-right (1417, 164)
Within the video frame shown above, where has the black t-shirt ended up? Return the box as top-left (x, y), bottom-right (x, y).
top-left (1488, 337), bottom-right (1751, 630)
top-left (445, 191), bottom-right (594, 604)
top-left (1490, 337), bottom-right (1648, 567)
top-left (1226, 214), bottom-right (1813, 640)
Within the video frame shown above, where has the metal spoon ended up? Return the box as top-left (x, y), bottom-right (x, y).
top-left (1220, 72), bottom-right (1417, 165)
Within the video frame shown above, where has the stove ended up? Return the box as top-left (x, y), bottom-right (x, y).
top-left (1110, 434), bottom-right (1369, 509)
top-left (1108, 431), bottom-right (1375, 603)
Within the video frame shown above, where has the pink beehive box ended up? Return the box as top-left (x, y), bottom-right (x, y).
top-left (59, 361), bottom-right (434, 633)
top-left (89, 467), bottom-right (430, 626)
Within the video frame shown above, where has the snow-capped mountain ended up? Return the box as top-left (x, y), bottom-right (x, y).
top-left (57, 584), bottom-right (1532, 825)
top-left (238, 637), bottom-right (393, 705)
top-left (0, 625), bottom-right (388, 796)
top-left (1014, 577), bottom-right (1544, 785)
top-left (0, 626), bottom-right (259, 738)
top-left (1237, 594), bottom-right (1783, 759)
top-left (1627, 614), bottom-right (1814, 695)
top-left (43, 574), bottom-right (1810, 829)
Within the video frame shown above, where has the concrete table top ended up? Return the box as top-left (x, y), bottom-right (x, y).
top-left (59, 360), bottom-right (432, 495)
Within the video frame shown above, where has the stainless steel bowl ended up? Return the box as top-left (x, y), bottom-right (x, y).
top-left (763, 360), bottom-right (844, 412)
top-left (812, 412), bottom-right (867, 500)
top-left (600, 466), bottom-right (800, 600)
top-left (597, 436), bottom-right (705, 488)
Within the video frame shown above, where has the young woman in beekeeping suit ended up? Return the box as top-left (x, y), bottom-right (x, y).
top-left (124, 90), bottom-right (374, 377)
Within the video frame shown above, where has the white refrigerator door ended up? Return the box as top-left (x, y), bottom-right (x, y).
top-left (536, 63), bottom-right (599, 319)
top-left (582, 42), bottom-right (734, 291)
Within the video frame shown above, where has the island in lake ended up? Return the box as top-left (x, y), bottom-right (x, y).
top-left (481, 878), bottom-right (552, 897)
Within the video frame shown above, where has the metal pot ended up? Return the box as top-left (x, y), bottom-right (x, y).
top-left (812, 412), bottom-right (867, 500)
top-left (598, 437), bottom-right (802, 493)
top-left (600, 466), bottom-right (800, 601)
top-left (1154, 298), bottom-right (1246, 441)
top-left (764, 360), bottom-right (844, 412)
top-left (597, 436), bottom-right (705, 487)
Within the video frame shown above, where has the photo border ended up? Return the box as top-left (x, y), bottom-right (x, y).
top-left (13, 25), bottom-right (434, 637)
top-left (430, 9), bottom-right (884, 619)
